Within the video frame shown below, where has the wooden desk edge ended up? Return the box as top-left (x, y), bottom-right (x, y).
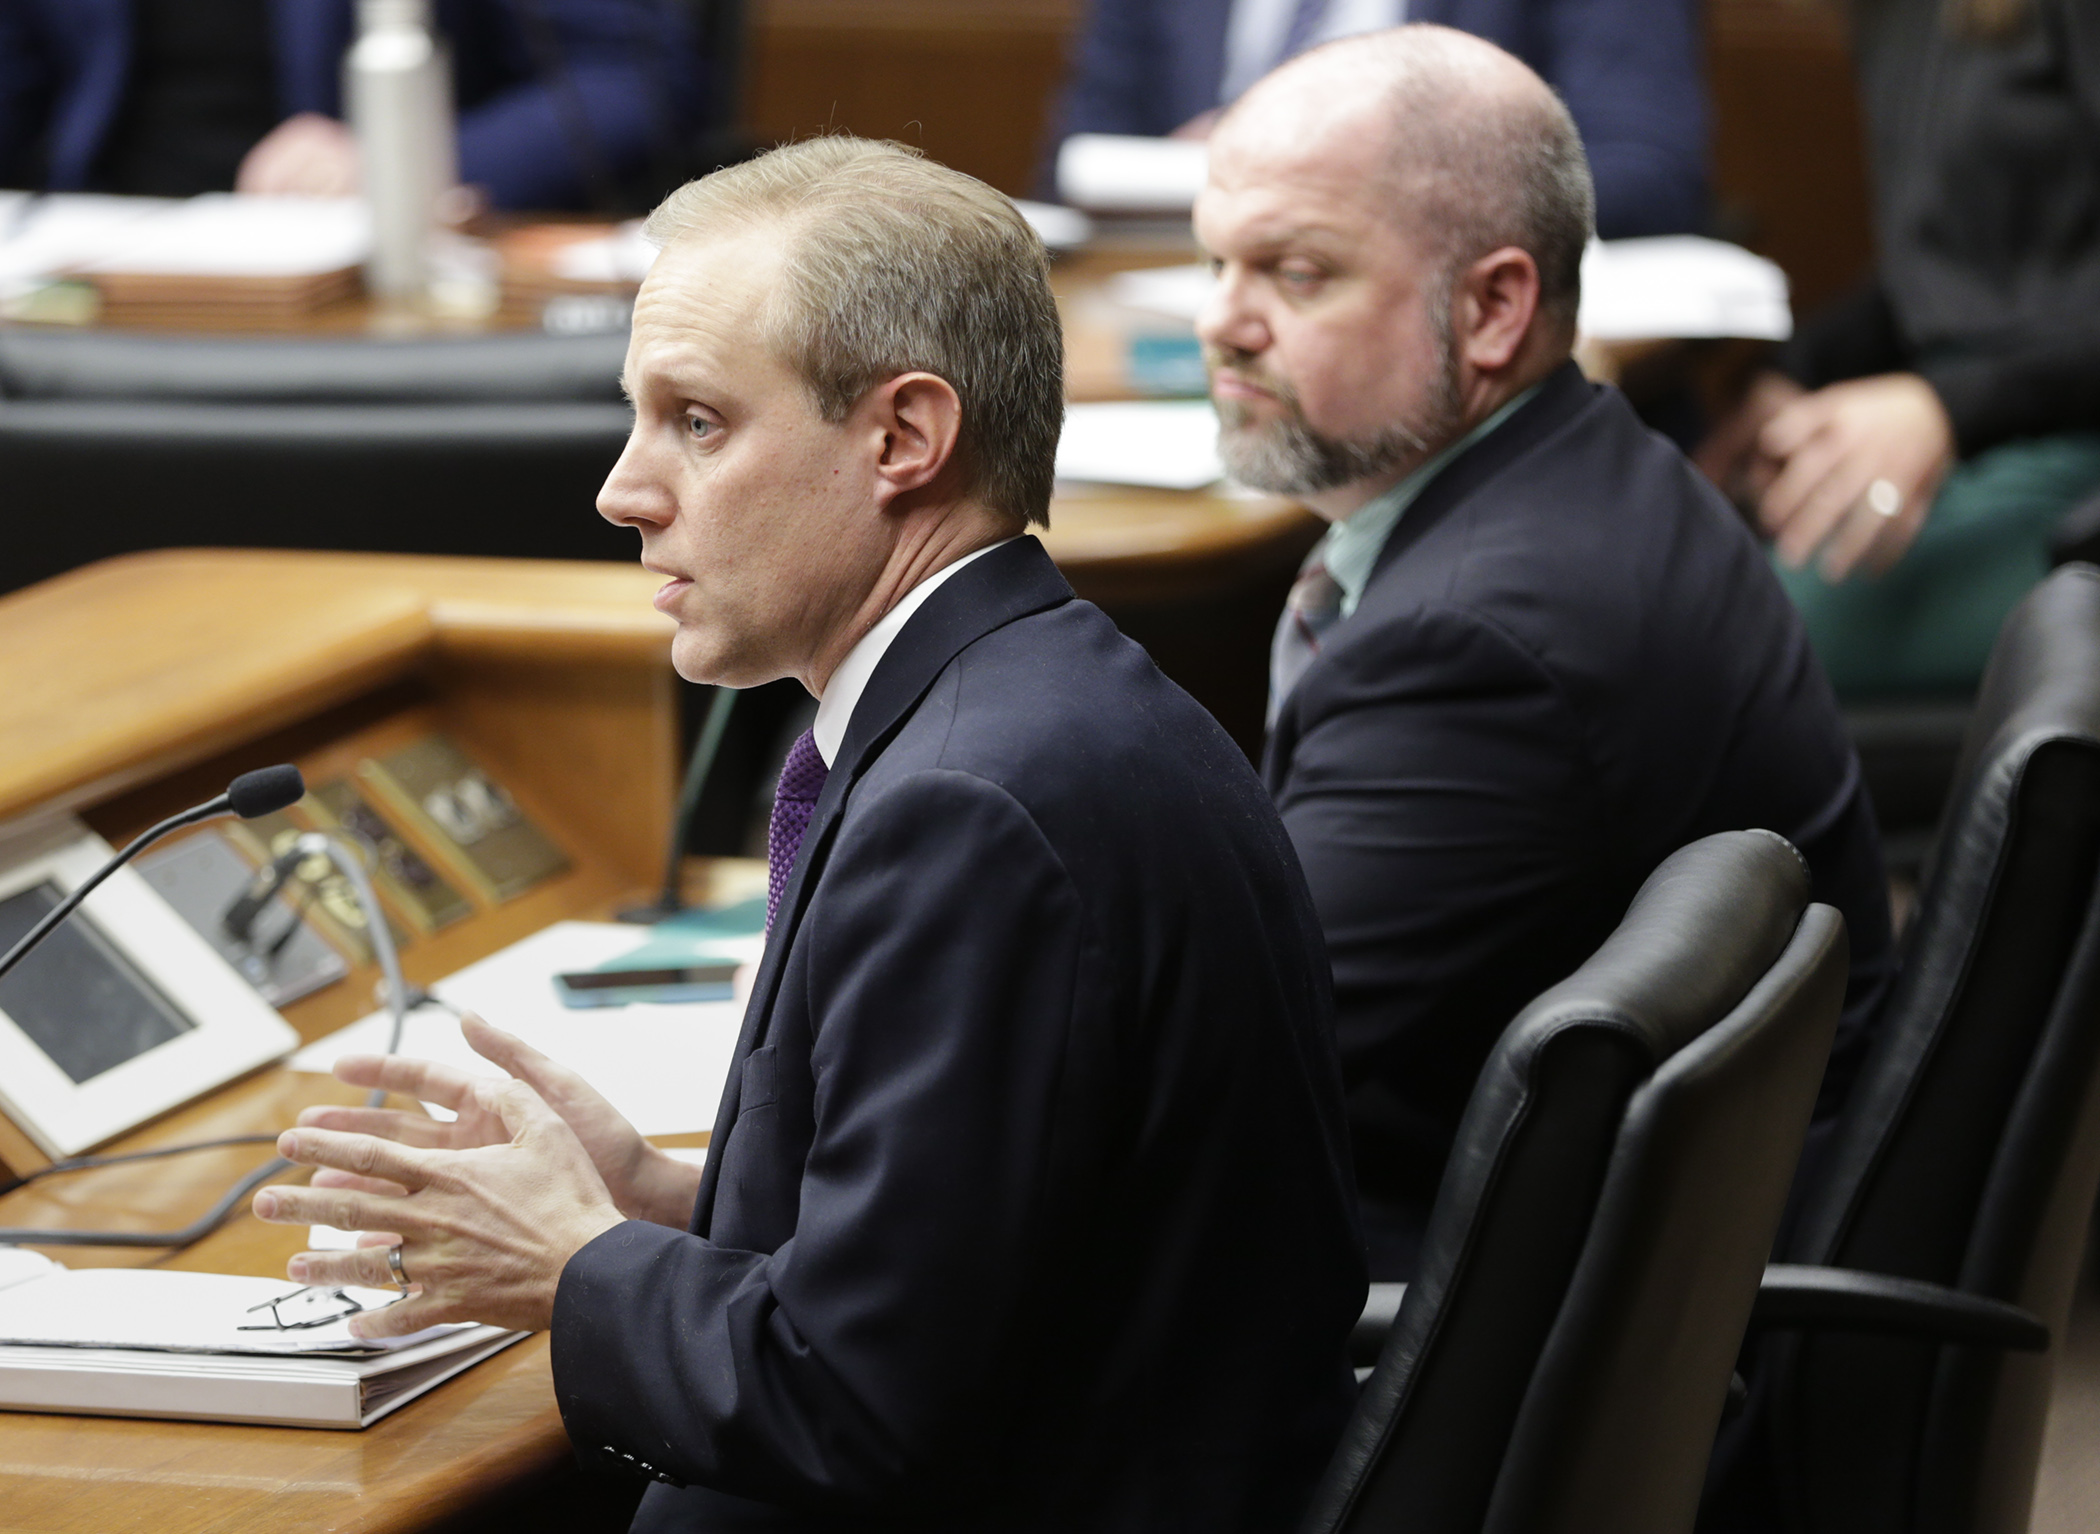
top-left (0, 551), bottom-right (677, 826)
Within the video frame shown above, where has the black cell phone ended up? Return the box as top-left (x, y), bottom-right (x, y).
top-left (553, 962), bottom-right (739, 1008)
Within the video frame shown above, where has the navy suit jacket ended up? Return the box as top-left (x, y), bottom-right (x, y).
top-left (1053, 0), bottom-right (1708, 238)
top-left (1266, 363), bottom-right (1896, 1280)
top-left (552, 539), bottom-right (1365, 1532)
top-left (0, 0), bottom-right (697, 208)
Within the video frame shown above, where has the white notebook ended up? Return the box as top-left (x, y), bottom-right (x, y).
top-left (0, 1254), bottom-right (525, 1429)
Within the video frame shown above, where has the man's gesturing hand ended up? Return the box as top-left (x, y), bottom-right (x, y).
top-left (296, 1015), bottom-right (703, 1228)
top-left (253, 1077), bottom-right (624, 1337)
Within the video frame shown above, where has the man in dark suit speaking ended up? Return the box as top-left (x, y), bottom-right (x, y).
top-left (254, 137), bottom-right (1364, 1531)
top-left (1197, 28), bottom-right (1898, 1279)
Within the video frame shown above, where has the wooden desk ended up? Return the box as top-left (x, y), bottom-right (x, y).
top-left (0, 517), bottom-right (1324, 1531)
top-left (0, 552), bottom-right (703, 1534)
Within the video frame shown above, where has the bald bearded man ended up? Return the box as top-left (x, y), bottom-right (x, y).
top-left (1199, 27), bottom-right (1896, 1278)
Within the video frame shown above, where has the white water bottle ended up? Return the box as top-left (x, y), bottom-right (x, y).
top-left (346, 0), bottom-right (457, 300)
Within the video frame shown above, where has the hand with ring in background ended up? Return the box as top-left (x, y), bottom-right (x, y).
top-left (1708, 371), bottom-right (1956, 583)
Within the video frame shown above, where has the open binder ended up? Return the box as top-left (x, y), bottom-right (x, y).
top-left (0, 1254), bottom-right (525, 1429)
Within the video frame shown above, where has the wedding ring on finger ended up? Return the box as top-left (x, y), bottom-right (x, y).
top-left (1865, 478), bottom-right (1904, 519)
top-left (387, 1244), bottom-right (413, 1294)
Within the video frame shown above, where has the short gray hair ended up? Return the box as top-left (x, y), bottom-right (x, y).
top-left (644, 137), bottom-right (1064, 526)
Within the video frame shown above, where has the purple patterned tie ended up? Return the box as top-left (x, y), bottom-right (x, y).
top-left (766, 729), bottom-right (829, 931)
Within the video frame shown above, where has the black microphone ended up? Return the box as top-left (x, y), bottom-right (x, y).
top-left (0, 765), bottom-right (306, 984)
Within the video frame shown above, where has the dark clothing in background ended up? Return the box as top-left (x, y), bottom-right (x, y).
top-left (554, 540), bottom-right (1365, 1531)
top-left (1769, 0), bottom-right (2100, 700)
top-left (1783, 0), bottom-right (2100, 452)
top-left (1052, 0), bottom-right (1710, 238)
top-left (1265, 364), bottom-right (1896, 1279)
top-left (92, 0), bottom-right (277, 197)
top-left (0, 0), bottom-right (700, 208)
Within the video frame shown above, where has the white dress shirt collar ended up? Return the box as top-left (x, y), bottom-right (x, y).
top-left (810, 538), bottom-right (1017, 767)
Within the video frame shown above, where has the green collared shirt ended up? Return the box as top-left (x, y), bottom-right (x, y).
top-left (1318, 384), bottom-right (1543, 619)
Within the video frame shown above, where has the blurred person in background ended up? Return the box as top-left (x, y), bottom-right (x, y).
top-left (1698, 0), bottom-right (2100, 700)
top-left (1203, 26), bottom-right (1892, 1281)
top-left (1051, 0), bottom-right (1709, 239)
top-left (0, 0), bottom-right (702, 210)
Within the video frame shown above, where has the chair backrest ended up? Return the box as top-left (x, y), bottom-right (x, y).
top-left (0, 399), bottom-right (636, 596)
top-left (1303, 831), bottom-right (1848, 1534)
top-left (1762, 563), bottom-right (2100, 1534)
top-left (0, 328), bottom-right (629, 405)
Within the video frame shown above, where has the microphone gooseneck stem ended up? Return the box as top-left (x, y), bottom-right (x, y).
top-left (304, 834), bottom-right (410, 1070)
top-left (0, 1156), bottom-right (291, 1248)
top-left (633, 684), bottom-right (739, 922)
top-left (0, 795), bottom-right (232, 984)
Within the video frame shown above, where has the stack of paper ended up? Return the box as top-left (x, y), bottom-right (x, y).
top-left (1576, 236), bottom-right (1791, 341)
top-left (1013, 199), bottom-right (1094, 252)
top-left (75, 195), bottom-right (371, 322)
top-left (494, 220), bottom-right (643, 310)
top-left (0, 1256), bottom-right (523, 1429)
top-left (1056, 400), bottom-right (1224, 490)
top-left (0, 194), bottom-right (175, 301)
top-left (1056, 134), bottom-right (1210, 213)
top-left (1093, 237), bottom-right (1792, 344)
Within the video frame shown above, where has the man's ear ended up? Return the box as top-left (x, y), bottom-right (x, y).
top-left (870, 371), bottom-right (965, 507)
top-left (1453, 246), bottom-right (1543, 374)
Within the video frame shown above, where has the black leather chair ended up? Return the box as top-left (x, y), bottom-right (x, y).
top-left (0, 329), bottom-right (637, 596)
top-left (1844, 697), bottom-right (1976, 879)
top-left (1305, 830), bottom-right (1848, 1534)
top-left (1704, 562), bottom-right (2100, 1534)
top-left (2048, 489), bottom-right (2100, 570)
top-left (0, 327), bottom-right (631, 405)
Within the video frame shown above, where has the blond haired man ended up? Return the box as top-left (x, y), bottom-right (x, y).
top-left (257, 137), bottom-right (1363, 1532)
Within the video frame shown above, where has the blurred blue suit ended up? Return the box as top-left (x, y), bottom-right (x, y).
top-left (1053, 0), bottom-right (1709, 238)
top-left (0, 0), bottom-right (698, 209)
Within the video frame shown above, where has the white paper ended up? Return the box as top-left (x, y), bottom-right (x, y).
top-left (0, 1269), bottom-right (461, 1356)
top-left (288, 922), bottom-right (750, 1137)
top-left (1057, 400), bottom-right (1224, 489)
top-left (0, 194), bottom-right (178, 292)
top-left (1057, 134), bottom-right (1210, 212)
top-left (550, 219), bottom-right (659, 283)
top-left (1087, 239), bottom-right (1793, 344)
top-left (0, 1248), bottom-right (62, 1294)
top-left (1014, 199), bottom-right (1094, 251)
top-left (73, 194), bottom-right (370, 277)
top-left (1106, 262), bottom-right (1215, 321)
top-left (1577, 236), bottom-right (1791, 342)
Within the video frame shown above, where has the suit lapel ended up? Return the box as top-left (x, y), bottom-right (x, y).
top-left (1362, 361), bottom-right (1593, 586)
top-left (689, 538), bottom-right (1074, 1232)
top-left (1263, 362), bottom-right (1596, 788)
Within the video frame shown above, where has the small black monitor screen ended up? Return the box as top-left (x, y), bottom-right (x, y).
top-left (0, 882), bottom-right (194, 1084)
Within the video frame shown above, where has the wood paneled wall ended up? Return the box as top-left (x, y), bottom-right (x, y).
top-left (744, 0), bottom-right (1083, 197)
top-left (741, 0), bottom-right (1878, 328)
top-left (1708, 0), bottom-right (1877, 316)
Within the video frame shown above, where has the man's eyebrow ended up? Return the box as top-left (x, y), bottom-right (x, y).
top-left (1245, 223), bottom-right (1349, 254)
